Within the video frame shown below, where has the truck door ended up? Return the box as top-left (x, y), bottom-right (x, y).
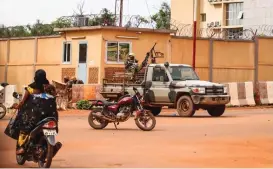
top-left (150, 66), bottom-right (171, 103)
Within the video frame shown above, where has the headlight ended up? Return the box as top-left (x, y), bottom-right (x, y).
top-left (191, 87), bottom-right (205, 94)
top-left (224, 87), bottom-right (228, 94)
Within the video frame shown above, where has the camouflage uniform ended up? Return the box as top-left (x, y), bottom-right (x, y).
top-left (124, 52), bottom-right (150, 80)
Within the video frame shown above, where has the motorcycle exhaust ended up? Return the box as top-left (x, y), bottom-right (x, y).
top-left (92, 112), bottom-right (116, 122)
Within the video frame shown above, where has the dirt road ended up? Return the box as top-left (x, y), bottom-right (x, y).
top-left (0, 108), bottom-right (272, 168)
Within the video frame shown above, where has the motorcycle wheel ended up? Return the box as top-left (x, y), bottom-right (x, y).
top-left (38, 136), bottom-right (54, 168)
top-left (16, 142), bottom-right (26, 165)
top-left (135, 110), bottom-right (156, 131)
top-left (88, 110), bottom-right (109, 130)
top-left (0, 104), bottom-right (6, 119)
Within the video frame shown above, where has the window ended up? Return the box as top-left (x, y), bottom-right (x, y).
top-left (79, 43), bottom-right (87, 63)
top-left (226, 28), bottom-right (243, 39)
top-left (168, 66), bottom-right (199, 81)
top-left (63, 42), bottom-right (71, 63)
top-left (106, 42), bottom-right (131, 63)
top-left (226, 3), bottom-right (243, 26)
top-left (200, 13), bottom-right (206, 22)
top-left (152, 67), bottom-right (169, 82)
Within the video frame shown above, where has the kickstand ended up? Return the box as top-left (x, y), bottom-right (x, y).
top-left (114, 122), bottom-right (118, 129)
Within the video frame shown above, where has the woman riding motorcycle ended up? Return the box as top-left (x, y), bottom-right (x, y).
top-left (14, 69), bottom-right (62, 155)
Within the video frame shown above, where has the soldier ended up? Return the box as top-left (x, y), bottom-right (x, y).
top-left (124, 52), bottom-right (150, 80)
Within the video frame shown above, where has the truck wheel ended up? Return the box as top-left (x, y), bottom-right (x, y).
top-left (176, 96), bottom-right (195, 117)
top-left (144, 106), bottom-right (162, 116)
top-left (207, 105), bottom-right (225, 117)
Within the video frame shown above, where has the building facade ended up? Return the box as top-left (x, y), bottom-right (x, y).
top-left (171, 0), bottom-right (244, 39)
top-left (244, 0), bottom-right (273, 30)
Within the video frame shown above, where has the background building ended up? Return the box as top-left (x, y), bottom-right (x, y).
top-left (244, 0), bottom-right (273, 30)
top-left (171, 0), bottom-right (244, 39)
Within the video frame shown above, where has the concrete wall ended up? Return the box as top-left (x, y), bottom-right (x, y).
top-left (244, 0), bottom-right (273, 29)
top-left (170, 36), bottom-right (273, 83)
top-left (1, 30), bottom-right (273, 91)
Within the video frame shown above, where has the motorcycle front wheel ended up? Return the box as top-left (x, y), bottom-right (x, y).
top-left (135, 110), bottom-right (156, 131)
top-left (38, 136), bottom-right (54, 168)
top-left (88, 110), bottom-right (109, 130)
top-left (0, 104), bottom-right (6, 119)
top-left (16, 141), bottom-right (26, 165)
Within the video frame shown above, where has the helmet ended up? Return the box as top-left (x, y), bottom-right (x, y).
top-left (129, 53), bottom-right (136, 57)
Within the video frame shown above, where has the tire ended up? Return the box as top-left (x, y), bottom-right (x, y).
top-left (0, 104), bottom-right (7, 119)
top-left (144, 106), bottom-right (162, 116)
top-left (176, 96), bottom-right (195, 117)
top-left (88, 110), bottom-right (109, 130)
top-left (135, 111), bottom-right (156, 131)
top-left (38, 136), bottom-right (54, 168)
top-left (207, 105), bottom-right (226, 117)
top-left (16, 142), bottom-right (26, 165)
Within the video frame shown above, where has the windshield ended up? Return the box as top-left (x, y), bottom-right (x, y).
top-left (168, 66), bottom-right (199, 81)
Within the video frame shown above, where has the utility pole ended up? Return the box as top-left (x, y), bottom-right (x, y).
top-left (192, 0), bottom-right (197, 70)
top-left (115, 0), bottom-right (118, 26)
top-left (119, 0), bottom-right (123, 27)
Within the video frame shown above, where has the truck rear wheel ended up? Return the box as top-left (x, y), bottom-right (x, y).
top-left (176, 96), bottom-right (195, 117)
top-left (144, 106), bottom-right (162, 116)
top-left (207, 105), bottom-right (225, 117)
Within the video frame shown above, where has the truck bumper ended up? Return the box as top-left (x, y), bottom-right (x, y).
top-left (191, 95), bottom-right (230, 105)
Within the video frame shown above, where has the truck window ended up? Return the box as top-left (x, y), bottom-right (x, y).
top-left (168, 66), bottom-right (199, 81)
top-left (152, 68), bottom-right (169, 82)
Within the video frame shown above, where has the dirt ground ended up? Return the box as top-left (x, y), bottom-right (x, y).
top-left (0, 108), bottom-right (272, 168)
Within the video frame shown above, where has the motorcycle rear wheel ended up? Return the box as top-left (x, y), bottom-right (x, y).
top-left (16, 142), bottom-right (26, 165)
top-left (0, 104), bottom-right (6, 119)
top-left (38, 136), bottom-right (54, 168)
top-left (135, 111), bottom-right (156, 131)
top-left (88, 110), bottom-right (109, 130)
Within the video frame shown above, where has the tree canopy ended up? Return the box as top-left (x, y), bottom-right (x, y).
top-left (0, 2), bottom-right (171, 38)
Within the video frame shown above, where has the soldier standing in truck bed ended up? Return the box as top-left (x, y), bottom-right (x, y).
top-left (124, 52), bottom-right (150, 80)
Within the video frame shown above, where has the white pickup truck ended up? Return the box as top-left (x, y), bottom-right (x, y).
top-left (100, 62), bottom-right (231, 117)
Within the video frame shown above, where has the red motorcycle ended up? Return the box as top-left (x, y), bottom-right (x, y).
top-left (88, 87), bottom-right (156, 131)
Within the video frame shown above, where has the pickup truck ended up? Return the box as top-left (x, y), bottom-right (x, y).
top-left (100, 62), bottom-right (231, 117)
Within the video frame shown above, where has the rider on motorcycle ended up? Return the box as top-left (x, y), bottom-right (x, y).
top-left (14, 69), bottom-right (62, 155)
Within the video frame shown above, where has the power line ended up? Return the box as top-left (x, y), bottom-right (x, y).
top-left (145, 0), bottom-right (154, 29)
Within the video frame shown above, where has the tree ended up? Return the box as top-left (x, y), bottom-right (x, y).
top-left (51, 17), bottom-right (72, 28)
top-left (88, 8), bottom-right (116, 26)
top-left (134, 15), bottom-right (149, 28)
top-left (151, 2), bottom-right (171, 29)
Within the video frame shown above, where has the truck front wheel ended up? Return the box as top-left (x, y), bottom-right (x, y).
top-left (176, 96), bottom-right (195, 117)
top-left (207, 105), bottom-right (226, 117)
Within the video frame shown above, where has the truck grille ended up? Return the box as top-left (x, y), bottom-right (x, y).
top-left (205, 87), bottom-right (224, 95)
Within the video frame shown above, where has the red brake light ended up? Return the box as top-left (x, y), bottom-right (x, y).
top-left (43, 121), bottom-right (56, 128)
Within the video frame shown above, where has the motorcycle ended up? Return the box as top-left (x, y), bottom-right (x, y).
top-left (88, 87), bottom-right (156, 131)
top-left (7, 92), bottom-right (61, 168)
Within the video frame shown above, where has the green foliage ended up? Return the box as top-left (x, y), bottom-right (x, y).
top-left (88, 8), bottom-right (116, 26)
top-left (151, 2), bottom-right (171, 29)
top-left (76, 100), bottom-right (92, 110)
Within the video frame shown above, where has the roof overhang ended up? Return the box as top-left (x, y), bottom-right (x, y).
top-left (54, 26), bottom-right (177, 34)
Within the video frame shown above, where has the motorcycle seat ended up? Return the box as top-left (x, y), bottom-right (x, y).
top-left (98, 100), bottom-right (117, 106)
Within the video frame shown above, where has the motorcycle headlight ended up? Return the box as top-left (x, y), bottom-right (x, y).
top-left (224, 86), bottom-right (228, 94)
top-left (191, 87), bottom-right (206, 94)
